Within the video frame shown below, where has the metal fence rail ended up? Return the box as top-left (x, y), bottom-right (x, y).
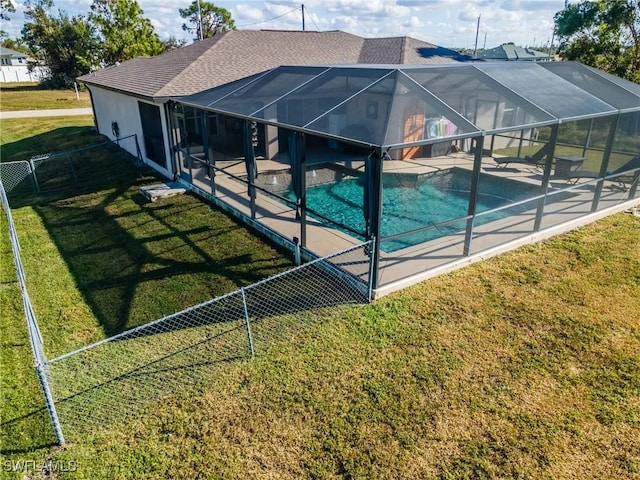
top-left (0, 180), bottom-right (65, 444)
top-left (0, 135), bottom-right (142, 196)
top-left (2, 147), bottom-right (374, 443)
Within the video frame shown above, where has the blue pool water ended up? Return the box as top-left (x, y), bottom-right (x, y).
top-left (285, 168), bottom-right (541, 253)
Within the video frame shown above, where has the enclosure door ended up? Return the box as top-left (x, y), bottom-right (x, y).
top-left (173, 114), bottom-right (192, 183)
top-left (402, 108), bottom-right (425, 159)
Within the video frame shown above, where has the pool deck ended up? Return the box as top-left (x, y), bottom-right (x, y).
top-left (184, 151), bottom-right (637, 297)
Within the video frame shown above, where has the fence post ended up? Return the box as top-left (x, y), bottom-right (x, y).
top-left (35, 363), bottom-right (65, 445)
top-left (29, 160), bottom-right (40, 193)
top-left (367, 236), bottom-right (376, 302)
top-left (241, 288), bottom-right (255, 358)
top-left (293, 236), bottom-right (301, 266)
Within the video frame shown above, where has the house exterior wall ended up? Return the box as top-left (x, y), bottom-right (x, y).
top-left (88, 86), bottom-right (174, 179)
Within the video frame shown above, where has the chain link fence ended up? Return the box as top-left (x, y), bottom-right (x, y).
top-left (0, 179), bottom-right (65, 443)
top-left (46, 240), bottom-right (372, 441)
top-left (0, 135), bottom-right (142, 197)
top-left (2, 144), bottom-right (374, 444)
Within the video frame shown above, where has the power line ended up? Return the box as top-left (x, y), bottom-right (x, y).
top-left (303, 4), bottom-right (322, 31)
top-left (235, 6), bottom-right (301, 28)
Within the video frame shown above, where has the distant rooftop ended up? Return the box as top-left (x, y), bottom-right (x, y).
top-left (477, 43), bottom-right (550, 61)
top-left (0, 47), bottom-right (28, 57)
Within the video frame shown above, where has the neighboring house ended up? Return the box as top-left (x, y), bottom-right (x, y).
top-left (78, 29), bottom-right (469, 179)
top-left (477, 43), bottom-right (550, 62)
top-left (0, 47), bottom-right (42, 82)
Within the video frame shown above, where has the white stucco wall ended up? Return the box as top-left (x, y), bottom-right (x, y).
top-left (88, 85), bottom-right (174, 179)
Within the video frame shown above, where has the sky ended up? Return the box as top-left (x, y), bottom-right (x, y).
top-left (2, 0), bottom-right (568, 50)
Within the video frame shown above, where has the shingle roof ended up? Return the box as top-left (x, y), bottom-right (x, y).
top-left (78, 30), bottom-right (464, 99)
top-left (0, 47), bottom-right (28, 57)
top-left (77, 36), bottom-right (216, 98)
top-left (358, 37), bottom-right (405, 63)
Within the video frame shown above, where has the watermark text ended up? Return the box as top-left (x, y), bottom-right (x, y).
top-left (2, 459), bottom-right (78, 473)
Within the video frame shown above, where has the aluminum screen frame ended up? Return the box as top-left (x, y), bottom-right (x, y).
top-left (176, 62), bottom-right (640, 150)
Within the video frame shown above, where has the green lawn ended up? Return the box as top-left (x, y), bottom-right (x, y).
top-left (0, 83), bottom-right (91, 111)
top-left (1, 116), bottom-right (96, 163)
top-left (1, 117), bottom-right (639, 479)
top-left (493, 142), bottom-right (632, 171)
top-left (1, 118), bottom-right (294, 471)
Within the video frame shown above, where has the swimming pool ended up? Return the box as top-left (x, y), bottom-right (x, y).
top-left (280, 167), bottom-right (543, 253)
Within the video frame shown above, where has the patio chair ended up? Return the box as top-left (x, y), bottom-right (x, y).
top-left (493, 142), bottom-right (551, 168)
top-left (566, 156), bottom-right (640, 189)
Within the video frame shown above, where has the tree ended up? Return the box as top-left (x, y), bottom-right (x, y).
top-left (554, 0), bottom-right (640, 83)
top-left (89, 0), bottom-right (165, 65)
top-left (179, 1), bottom-right (234, 41)
top-left (163, 35), bottom-right (187, 51)
top-left (1, 0), bottom-right (15, 37)
top-left (1, 0), bottom-right (14, 21)
top-left (0, 35), bottom-right (31, 55)
top-left (22, 0), bottom-right (100, 87)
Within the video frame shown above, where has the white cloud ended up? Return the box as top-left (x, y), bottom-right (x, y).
top-left (406, 16), bottom-right (423, 29)
top-left (458, 11), bottom-right (481, 23)
top-left (500, 0), bottom-right (563, 12)
top-left (2, 0), bottom-right (564, 50)
top-left (233, 4), bottom-right (265, 23)
top-left (329, 15), bottom-right (360, 30)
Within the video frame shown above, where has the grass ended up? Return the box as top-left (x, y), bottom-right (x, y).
top-left (0, 83), bottom-right (91, 111)
top-left (1, 116), bottom-right (294, 335)
top-left (493, 141), bottom-right (632, 171)
top-left (1, 118), bottom-right (294, 468)
top-left (0, 116), bottom-right (96, 162)
top-left (1, 116), bottom-right (640, 478)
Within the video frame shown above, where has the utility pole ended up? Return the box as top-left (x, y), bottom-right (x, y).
top-left (196, 0), bottom-right (203, 40)
top-left (302, 4), bottom-right (305, 31)
top-left (473, 14), bottom-right (481, 58)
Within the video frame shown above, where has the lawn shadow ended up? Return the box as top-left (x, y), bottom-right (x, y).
top-left (0, 83), bottom-right (41, 92)
top-left (32, 188), bottom-right (297, 338)
top-left (6, 135), bottom-right (296, 343)
top-left (0, 407), bottom-right (58, 454)
top-left (47, 270), bottom-right (366, 441)
top-left (1, 126), bottom-right (99, 163)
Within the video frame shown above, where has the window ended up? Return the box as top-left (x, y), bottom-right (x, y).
top-left (138, 102), bottom-right (167, 168)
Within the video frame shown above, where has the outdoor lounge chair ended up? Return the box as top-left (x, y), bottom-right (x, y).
top-left (493, 142), bottom-right (551, 168)
top-left (565, 156), bottom-right (640, 189)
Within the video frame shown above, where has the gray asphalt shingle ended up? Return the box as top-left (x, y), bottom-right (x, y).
top-left (78, 29), bottom-right (463, 99)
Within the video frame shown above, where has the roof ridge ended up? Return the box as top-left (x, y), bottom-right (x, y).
top-left (79, 30), bottom-right (461, 98)
top-left (257, 29), bottom-right (345, 34)
top-left (157, 33), bottom-right (230, 97)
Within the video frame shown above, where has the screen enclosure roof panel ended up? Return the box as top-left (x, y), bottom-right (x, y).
top-left (177, 62), bottom-right (639, 149)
